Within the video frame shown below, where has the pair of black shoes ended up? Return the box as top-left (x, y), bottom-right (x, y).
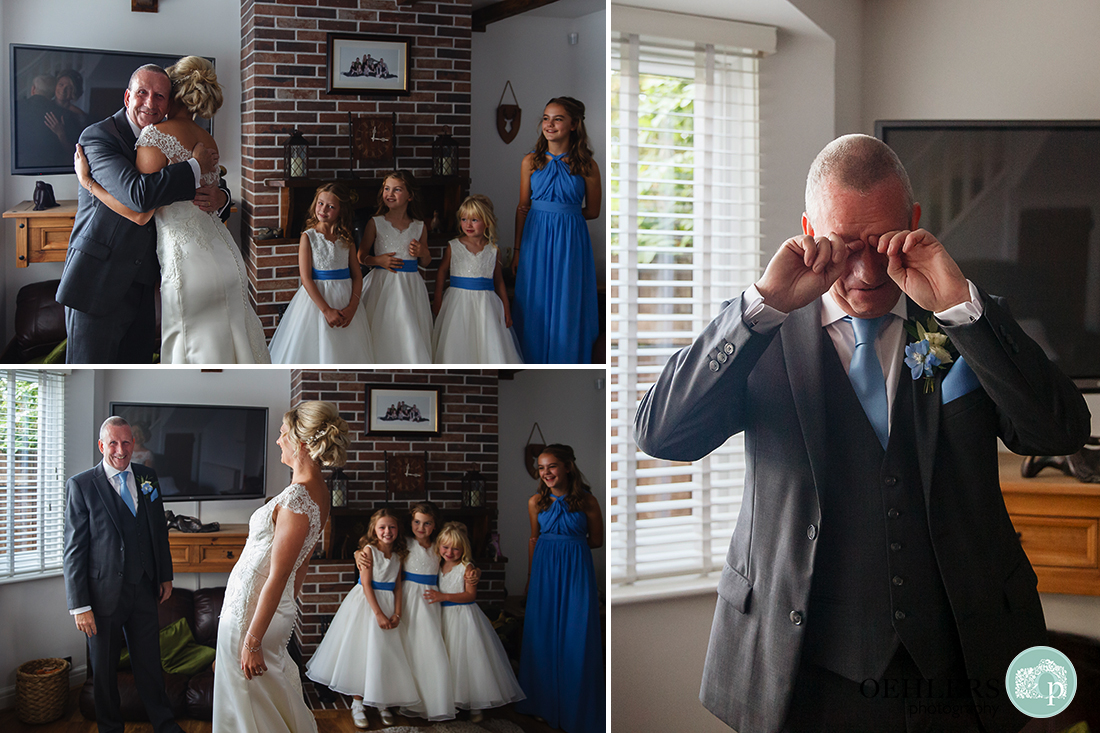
top-left (1021, 437), bottom-right (1100, 483)
top-left (164, 510), bottom-right (221, 533)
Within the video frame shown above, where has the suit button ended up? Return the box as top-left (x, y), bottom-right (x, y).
top-left (895, 610), bottom-right (906, 620)
top-left (790, 611), bottom-right (803, 625)
top-left (892, 575), bottom-right (903, 586)
top-left (806, 524), bottom-right (817, 540)
top-left (717, 351), bottom-right (728, 363)
top-left (890, 542), bottom-right (902, 551)
top-left (887, 508), bottom-right (899, 519)
top-left (724, 342), bottom-right (734, 355)
top-left (884, 476), bottom-right (897, 487)
top-left (709, 360), bottom-right (720, 372)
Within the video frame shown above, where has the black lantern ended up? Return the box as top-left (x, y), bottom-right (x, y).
top-left (283, 128), bottom-right (310, 179)
top-left (461, 469), bottom-right (485, 508)
top-left (329, 467), bottom-right (348, 508)
top-left (431, 128), bottom-right (459, 177)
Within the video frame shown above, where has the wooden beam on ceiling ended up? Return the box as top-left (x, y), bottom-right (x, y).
top-left (473, 0), bottom-right (560, 32)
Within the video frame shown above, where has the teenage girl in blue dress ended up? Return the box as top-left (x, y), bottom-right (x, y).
top-left (511, 97), bottom-right (601, 364)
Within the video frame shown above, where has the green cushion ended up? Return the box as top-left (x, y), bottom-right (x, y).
top-left (118, 617), bottom-right (215, 676)
top-left (28, 339), bottom-right (66, 364)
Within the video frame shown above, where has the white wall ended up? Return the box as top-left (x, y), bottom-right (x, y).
top-left (470, 9), bottom-right (607, 275)
top-left (498, 369), bottom-right (606, 596)
top-left (0, 0), bottom-right (243, 348)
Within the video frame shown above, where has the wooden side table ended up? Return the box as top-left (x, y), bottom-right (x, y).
top-left (2, 200), bottom-right (77, 267)
top-left (1001, 452), bottom-right (1100, 595)
top-left (168, 523), bottom-right (249, 573)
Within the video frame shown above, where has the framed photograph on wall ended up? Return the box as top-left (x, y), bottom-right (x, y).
top-left (326, 34), bottom-right (411, 96)
top-left (365, 385), bottom-right (441, 436)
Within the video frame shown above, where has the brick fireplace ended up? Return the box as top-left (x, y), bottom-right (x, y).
top-left (239, 0), bottom-right (472, 337)
top-left (288, 369), bottom-right (508, 661)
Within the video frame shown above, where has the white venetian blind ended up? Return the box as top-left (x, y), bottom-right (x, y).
top-left (0, 370), bottom-right (67, 582)
top-left (609, 24), bottom-right (768, 591)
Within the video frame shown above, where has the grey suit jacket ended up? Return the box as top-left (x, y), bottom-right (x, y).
top-left (63, 462), bottom-right (174, 618)
top-left (635, 290), bottom-right (1090, 733)
top-left (56, 108), bottom-right (206, 316)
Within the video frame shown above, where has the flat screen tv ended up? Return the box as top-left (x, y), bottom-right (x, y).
top-left (877, 120), bottom-right (1100, 392)
top-left (110, 402), bottom-right (267, 503)
top-left (9, 43), bottom-right (213, 176)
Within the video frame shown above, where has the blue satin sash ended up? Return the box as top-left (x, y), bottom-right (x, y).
top-left (530, 199), bottom-right (581, 215)
top-left (312, 267), bottom-right (350, 280)
top-left (450, 276), bottom-right (494, 291)
top-left (403, 570), bottom-right (438, 585)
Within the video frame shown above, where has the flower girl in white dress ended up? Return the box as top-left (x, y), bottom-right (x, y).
top-left (424, 522), bottom-right (525, 721)
top-left (358, 171), bottom-right (433, 363)
top-left (268, 183), bottom-right (375, 363)
top-left (305, 510), bottom-right (418, 728)
top-left (431, 195), bottom-right (522, 363)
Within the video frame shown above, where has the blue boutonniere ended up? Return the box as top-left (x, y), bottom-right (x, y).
top-left (140, 478), bottom-right (159, 502)
top-left (903, 317), bottom-right (957, 393)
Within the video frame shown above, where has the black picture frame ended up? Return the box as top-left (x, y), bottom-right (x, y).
top-left (326, 34), bottom-right (412, 96)
top-left (365, 385), bottom-right (442, 436)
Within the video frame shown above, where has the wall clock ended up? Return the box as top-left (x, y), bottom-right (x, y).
top-left (385, 451), bottom-right (428, 502)
top-left (353, 114), bottom-right (397, 166)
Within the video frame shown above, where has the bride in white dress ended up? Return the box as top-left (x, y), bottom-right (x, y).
top-left (212, 401), bottom-right (347, 733)
top-left (74, 56), bottom-right (270, 364)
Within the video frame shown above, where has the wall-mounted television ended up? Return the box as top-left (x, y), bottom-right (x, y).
top-left (10, 43), bottom-right (213, 176)
top-left (876, 120), bottom-right (1100, 392)
top-left (110, 402), bottom-right (268, 503)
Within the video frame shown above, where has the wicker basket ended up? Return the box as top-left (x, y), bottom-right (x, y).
top-left (16, 657), bottom-right (70, 724)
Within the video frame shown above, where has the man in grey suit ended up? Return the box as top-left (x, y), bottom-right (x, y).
top-left (64, 416), bottom-right (182, 733)
top-left (635, 134), bottom-right (1090, 733)
top-left (56, 64), bottom-right (228, 364)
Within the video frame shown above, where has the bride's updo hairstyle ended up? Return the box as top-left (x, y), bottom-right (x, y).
top-left (167, 55), bottom-right (223, 119)
top-left (283, 401), bottom-right (350, 468)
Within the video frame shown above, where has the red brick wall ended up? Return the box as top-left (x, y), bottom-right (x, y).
top-left (288, 369), bottom-right (504, 661)
top-left (240, 0), bottom-right (472, 332)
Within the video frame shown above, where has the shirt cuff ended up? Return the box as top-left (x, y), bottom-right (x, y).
top-left (70, 606), bottom-right (91, 615)
top-left (742, 284), bottom-right (788, 333)
top-left (934, 279), bottom-right (984, 326)
top-left (188, 158), bottom-right (201, 188)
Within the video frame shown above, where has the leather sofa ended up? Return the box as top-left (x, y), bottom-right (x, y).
top-left (79, 587), bottom-right (223, 722)
top-left (0, 279), bottom-right (65, 363)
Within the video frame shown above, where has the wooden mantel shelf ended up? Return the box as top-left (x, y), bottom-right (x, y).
top-left (1000, 452), bottom-right (1100, 595)
top-left (3, 200), bottom-right (77, 267)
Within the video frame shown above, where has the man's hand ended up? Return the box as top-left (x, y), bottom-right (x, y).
top-left (191, 141), bottom-right (217, 176)
top-left (192, 183), bottom-right (227, 213)
top-left (74, 610), bottom-right (97, 637)
top-left (755, 233), bottom-right (852, 314)
top-left (159, 580), bottom-right (173, 603)
top-left (876, 229), bottom-right (969, 313)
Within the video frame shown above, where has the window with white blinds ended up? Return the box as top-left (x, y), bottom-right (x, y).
top-left (609, 32), bottom-right (765, 591)
top-left (0, 370), bottom-right (67, 583)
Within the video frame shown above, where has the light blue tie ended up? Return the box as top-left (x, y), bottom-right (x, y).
top-left (846, 315), bottom-right (890, 449)
top-left (117, 470), bottom-right (137, 516)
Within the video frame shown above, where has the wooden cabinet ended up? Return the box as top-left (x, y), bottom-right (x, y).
top-left (1000, 453), bottom-right (1100, 595)
top-left (3, 200), bottom-right (77, 267)
top-left (168, 524), bottom-right (248, 573)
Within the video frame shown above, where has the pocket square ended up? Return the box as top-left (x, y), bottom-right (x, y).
top-left (941, 355), bottom-right (981, 404)
top-left (150, 489), bottom-right (159, 502)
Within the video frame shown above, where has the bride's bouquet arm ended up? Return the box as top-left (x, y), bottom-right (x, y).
top-left (239, 504), bottom-right (310, 680)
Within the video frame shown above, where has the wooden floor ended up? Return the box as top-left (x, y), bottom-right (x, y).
top-left (0, 687), bottom-right (560, 733)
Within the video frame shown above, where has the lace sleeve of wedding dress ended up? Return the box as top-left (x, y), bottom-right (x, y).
top-left (274, 484), bottom-right (323, 572)
top-left (136, 125), bottom-right (219, 186)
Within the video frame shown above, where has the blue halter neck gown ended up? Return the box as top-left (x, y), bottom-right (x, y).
top-left (516, 494), bottom-right (603, 733)
top-left (513, 152), bottom-right (600, 364)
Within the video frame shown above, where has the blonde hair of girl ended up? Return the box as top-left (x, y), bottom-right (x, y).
top-left (455, 194), bottom-right (498, 245)
top-left (166, 55), bottom-right (223, 119)
top-left (435, 521), bottom-right (473, 565)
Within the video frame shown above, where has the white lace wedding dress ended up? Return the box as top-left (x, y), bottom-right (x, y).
top-left (212, 484), bottom-right (321, 733)
top-left (136, 126), bottom-right (271, 364)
